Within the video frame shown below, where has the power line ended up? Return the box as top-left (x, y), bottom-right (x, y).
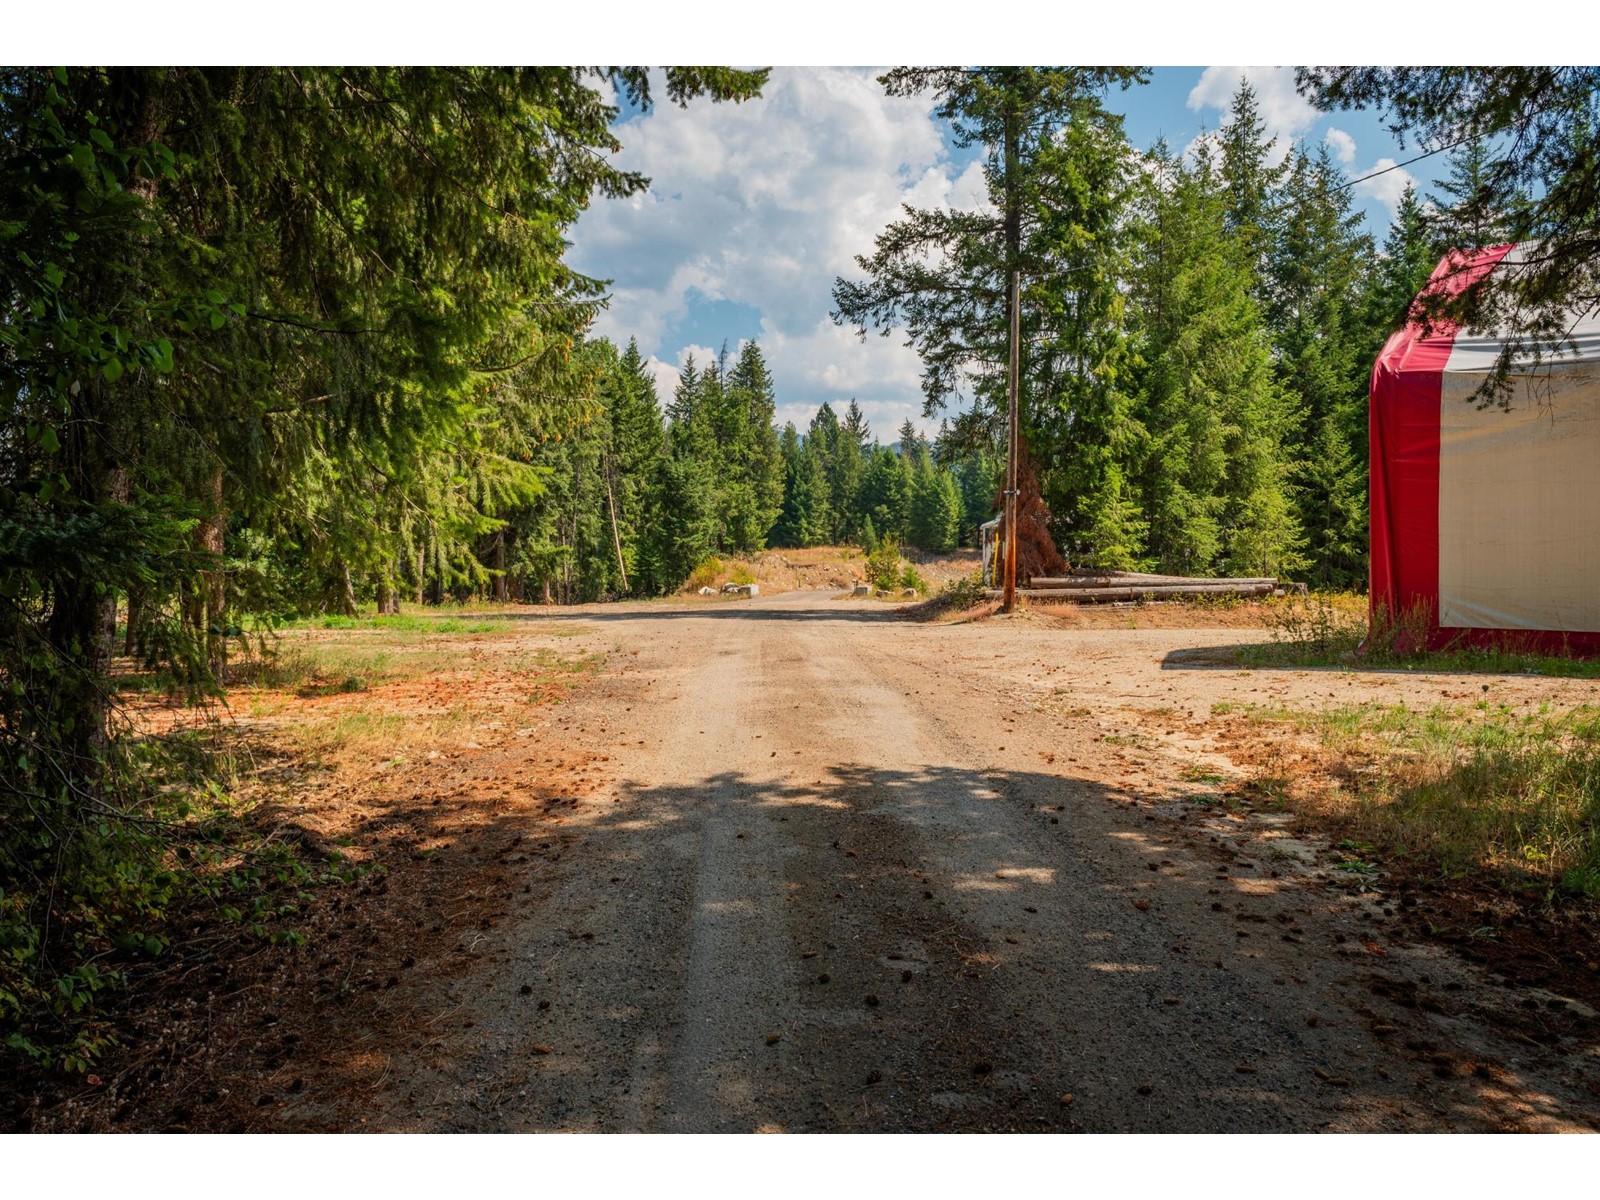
top-left (1333, 131), bottom-right (1479, 195)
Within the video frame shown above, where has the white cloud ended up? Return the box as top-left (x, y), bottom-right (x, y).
top-left (1324, 127), bottom-right (1357, 166)
top-left (570, 66), bottom-right (976, 436)
top-left (1353, 158), bottom-right (1418, 218)
top-left (1187, 66), bottom-right (1321, 165)
top-left (642, 355), bottom-right (679, 408)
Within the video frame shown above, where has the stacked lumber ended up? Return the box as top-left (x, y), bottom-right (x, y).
top-left (987, 571), bottom-right (1282, 604)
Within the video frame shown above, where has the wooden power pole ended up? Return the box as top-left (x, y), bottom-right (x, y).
top-left (604, 458), bottom-right (630, 595)
top-left (1002, 268), bottom-right (1021, 613)
top-left (1000, 87), bottom-right (1022, 615)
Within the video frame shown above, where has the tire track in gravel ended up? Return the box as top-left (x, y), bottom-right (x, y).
top-left (360, 592), bottom-right (1599, 1133)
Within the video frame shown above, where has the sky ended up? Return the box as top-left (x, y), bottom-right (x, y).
top-left (568, 66), bottom-right (1433, 441)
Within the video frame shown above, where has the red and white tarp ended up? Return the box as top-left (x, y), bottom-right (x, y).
top-left (1369, 243), bottom-right (1600, 654)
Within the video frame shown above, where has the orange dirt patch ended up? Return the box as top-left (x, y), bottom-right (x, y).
top-left (10, 630), bottom-right (609, 1132)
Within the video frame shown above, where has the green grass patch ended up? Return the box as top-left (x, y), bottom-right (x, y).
top-left (1239, 592), bottom-right (1600, 678)
top-left (1226, 699), bottom-right (1600, 897)
top-left (278, 611), bottom-right (502, 635)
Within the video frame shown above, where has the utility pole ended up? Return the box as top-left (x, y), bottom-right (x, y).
top-left (604, 457), bottom-right (630, 595)
top-left (1002, 268), bottom-right (1020, 613)
top-left (1001, 87), bottom-right (1022, 615)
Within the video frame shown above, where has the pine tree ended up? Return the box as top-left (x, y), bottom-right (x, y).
top-left (954, 451), bottom-right (1001, 546)
top-left (909, 446), bottom-right (962, 553)
top-left (1429, 139), bottom-right (1523, 253)
top-left (659, 352), bottom-right (719, 570)
top-left (1299, 67), bottom-right (1598, 396)
top-left (1364, 184), bottom-right (1438, 337)
top-left (830, 400), bottom-right (871, 541)
top-left (1266, 145), bottom-right (1375, 586)
top-left (1130, 141), bottom-right (1300, 577)
top-left (724, 341), bottom-right (785, 550)
top-left (898, 419), bottom-right (920, 458)
top-left (1025, 96), bottom-right (1145, 567)
top-left (772, 424), bottom-right (831, 547)
top-left (1216, 78), bottom-right (1289, 290)
top-left (834, 68), bottom-right (1146, 574)
top-left (604, 338), bottom-right (666, 593)
top-left (858, 445), bottom-right (912, 542)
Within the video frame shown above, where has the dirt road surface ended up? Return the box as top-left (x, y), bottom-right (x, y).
top-left (327, 591), bottom-right (1599, 1132)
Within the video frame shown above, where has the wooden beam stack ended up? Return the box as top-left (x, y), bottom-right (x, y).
top-left (985, 571), bottom-right (1283, 604)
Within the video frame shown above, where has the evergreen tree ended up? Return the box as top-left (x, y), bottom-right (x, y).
top-left (1298, 67), bottom-right (1600, 395)
top-left (1266, 145), bottom-right (1375, 586)
top-left (724, 341), bottom-right (785, 550)
top-left (772, 424), bottom-right (831, 547)
top-left (908, 445), bottom-right (962, 552)
top-left (1364, 184), bottom-right (1438, 338)
top-left (1130, 142), bottom-right (1300, 577)
top-left (1025, 96), bottom-right (1145, 567)
top-left (1429, 139), bottom-right (1524, 254)
top-left (858, 444), bottom-right (912, 542)
top-left (1216, 78), bottom-right (1289, 290)
top-left (954, 451), bottom-right (1002, 546)
top-left (842, 399), bottom-right (872, 450)
top-left (834, 68), bottom-right (1147, 571)
top-left (828, 400), bottom-right (870, 540)
top-left (660, 352), bottom-right (719, 568)
top-left (604, 339), bottom-right (667, 592)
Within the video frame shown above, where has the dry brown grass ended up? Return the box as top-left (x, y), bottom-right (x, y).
top-left (1211, 700), bottom-right (1600, 898)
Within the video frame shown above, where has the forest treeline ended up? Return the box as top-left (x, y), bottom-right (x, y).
top-left (504, 336), bottom-right (992, 604)
top-left (525, 79), bottom-right (1527, 605)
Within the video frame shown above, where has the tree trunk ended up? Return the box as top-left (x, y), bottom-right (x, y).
top-left (492, 529), bottom-right (508, 603)
top-left (124, 589), bottom-right (143, 657)
top-left (339, 562), bottom-right (358, 617)
top-left (199, 466), bottom-right (226, 678)
top-left (414, 547), bottom-right (426, 605)
top-left (50, 414), bottom-right (124, 777)
top-left (42, 76), bottom-right (165, 784)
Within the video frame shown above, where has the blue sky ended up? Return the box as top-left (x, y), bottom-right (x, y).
top-left (569, 67), bottom-right (1429, 441)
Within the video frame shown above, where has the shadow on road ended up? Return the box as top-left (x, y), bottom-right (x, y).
top-left (212, 755), bottom-right (1586, 1133)
top-left (466, 599), bottom-right (910, 626)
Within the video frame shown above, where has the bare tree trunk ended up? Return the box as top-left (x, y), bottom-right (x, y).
top-left (492, 530), bottom-right (508, 603)
top-left (604, 462), bottom-right (630, 595)
top-left (414, 547), bottom-right (426, 605)
top-left (50, 424), bottom-right (123, 775)
top-left (101, 467), bottom-right (130, 668)
top-left (339, 562), bottom-right (358, 617)
top-left (199, 466), bottom-right (226, 678)
top-left (123, 590), bottom-right (142, 657)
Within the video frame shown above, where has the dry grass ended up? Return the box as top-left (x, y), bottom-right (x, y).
top-left (204, 611), bottom-right (604, 770)
top-left (1219, 700), bottom-right (1600, 897)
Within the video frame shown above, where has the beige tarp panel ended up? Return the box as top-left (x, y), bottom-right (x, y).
top-left (1438, 359), bottom-right (1600, 632)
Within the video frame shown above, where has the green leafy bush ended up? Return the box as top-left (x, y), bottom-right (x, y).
top-left (939, 572), bottom-right (988, 610)
top-left (684, 557), bottom-right (725, 592)
top-left (865, 541), bottom-right (903, 591)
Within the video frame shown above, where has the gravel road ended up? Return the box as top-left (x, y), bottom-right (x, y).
top-left (362, 591), bottom-right (1599, 1132)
